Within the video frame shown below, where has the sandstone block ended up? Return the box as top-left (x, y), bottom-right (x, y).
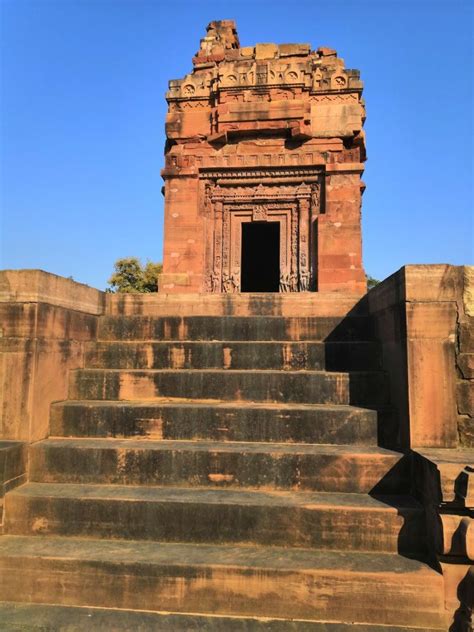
top-left (458, 352), bottom-right (474, 378)
top-left (255, 43), bottom-right (278, 59)
top-left (457, 380), bottom-right (474, 416)
top-left (279, 43), bottom-right (311, 57)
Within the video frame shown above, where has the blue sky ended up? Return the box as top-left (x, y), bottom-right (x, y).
top-left (1, 0), bottom-right (472, 289)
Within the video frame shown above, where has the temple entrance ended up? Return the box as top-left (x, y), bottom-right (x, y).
top-left (240, 222), bottom-right (280, 292)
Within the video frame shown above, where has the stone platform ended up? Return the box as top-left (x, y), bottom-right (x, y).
top-left (0, 282), bottom-right (451, 630)
top-left (0, 267), bottom-right (472, 629)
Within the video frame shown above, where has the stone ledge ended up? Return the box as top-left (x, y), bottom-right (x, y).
top-left (0, 270), bottom-right (105, 316)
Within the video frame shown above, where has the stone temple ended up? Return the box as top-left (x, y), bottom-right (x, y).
top-left (161, 20), bottom-right (366, 294)
top-left (0, 20), bottom-right (472, 631)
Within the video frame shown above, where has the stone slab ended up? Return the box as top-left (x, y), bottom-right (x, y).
top-left (84, 340), bottom-right (381, 372)
top-left (97, 315), bottom-right (373, 342)
top-left (29, 439), bottom-right (408, 493)
top-left (0, 602), bottom-right (446, 632)
top-left (99, 292), bottom-right (364, 318)
top-left (50, 399), bottom-right (378, 445)
top-left (5, 482), bottom-right (423, 553)
top-left (68, 368), bottom-right (388, 407)
top-left (0, 536), bottom-right (446, 626)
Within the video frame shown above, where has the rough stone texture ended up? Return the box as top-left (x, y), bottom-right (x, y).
top-left (412, 450), bottom-right (474, 631)
top-left (160, 21), bottom-right (366, 294)
top-left (458, 267), bottom-right (474, 447)
top-left (0, 441), bottom-right (26, 528)
top-left (0, 602), bottom-right (448, 632)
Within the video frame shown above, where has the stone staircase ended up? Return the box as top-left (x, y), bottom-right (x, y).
top-left (0, 299), bottom-right (448, 630)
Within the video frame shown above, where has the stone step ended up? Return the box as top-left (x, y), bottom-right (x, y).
top-left (0, 602), bottom-right (446, 632)
top-left (50, 399), bottom-right (378, 445)
top-left (4, 483), bottom-right (425, 554)
top-left (106, 291), bottom-right (367, 318)
top-left (97, 315), bottom-right (373, 342)
top-left (69, 368), bottom-right (388, 406)
top-left (29, 439), bottom-right (408, 493)
top-left (84, 340), bottom-right (381, 371)
top-left (0, 536), bottom-right (446, 627)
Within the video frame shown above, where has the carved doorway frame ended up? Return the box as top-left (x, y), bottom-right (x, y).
top-left (225, 205), bottom-right (294, 293)
top-left (201, 168), bottom-right (322, 293)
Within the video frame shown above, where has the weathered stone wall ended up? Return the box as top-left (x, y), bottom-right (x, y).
top-left (0, 441), bottom-right (26, 507)
top-left (457, 266), bottom-right (474, 446)
top-left (368, 264), bottom-right (473, 449)
top-left (0, 270), bottom-right (105, 442)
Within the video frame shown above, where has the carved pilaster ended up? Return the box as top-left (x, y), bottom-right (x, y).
top-left (253, 205), bottom-right (268, 221)
top-left (298, 197), bottom-right (310, 291)
top-left (210, 200), bottom-right (223, 292)
top-left (290, 207), bottom-right (299, 292)
top-left (221, 206), bottom-right (231, 292)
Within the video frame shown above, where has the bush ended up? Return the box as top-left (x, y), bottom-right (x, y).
top-left (107, 257), bottom-right (162, 293)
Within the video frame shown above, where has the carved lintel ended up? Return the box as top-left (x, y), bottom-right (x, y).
top-left (253, 205), bottom-right (268, 221)
top-left (295, 182), bottom-right (312, 199)
top-left (200, 167), bottom-right (323, 181)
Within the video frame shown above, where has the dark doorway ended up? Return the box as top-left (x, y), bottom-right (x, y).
top-left (241, 222), bottom-right (280, 292)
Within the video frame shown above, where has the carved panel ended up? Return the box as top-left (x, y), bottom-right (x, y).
top-left (253, 205), bottom-right (268, 221)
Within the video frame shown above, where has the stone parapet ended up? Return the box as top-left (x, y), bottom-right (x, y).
top-left (0, 270), bottom-right (105, 442)
top-left (368, 264), bottom-right (472, 449)
top-left (0, 269), bottom-right (105, 315)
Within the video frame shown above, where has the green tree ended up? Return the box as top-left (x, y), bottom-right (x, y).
top-left (366, 274), bottom-right (380, 290)
top-left (107, 257), bottom-right (163, 293)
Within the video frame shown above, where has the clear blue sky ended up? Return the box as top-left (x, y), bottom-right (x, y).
top-left (1, 0), bottom-right (472, 290)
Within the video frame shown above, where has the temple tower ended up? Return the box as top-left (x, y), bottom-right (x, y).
top-left (160, 20), bottom-right (367, 294)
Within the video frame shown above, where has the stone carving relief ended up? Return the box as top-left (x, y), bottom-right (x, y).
top-left (311, 183), bottom-right (320, 213)
top-left (279, 271), bottom-right (298, 293)
top-left (333, 75), bottom-right (346, 87)
top-left (253, 205), bottom-right (268, 221)
top-left (286, 70), bottom-right (299, 82)
top-left (299, 269), bottom-right (311, 291)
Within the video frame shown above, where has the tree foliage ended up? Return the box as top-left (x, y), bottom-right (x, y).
top-left (366, 274), bottom-right (381, 290)
top-left (107, 257), bottom-right (162, 293)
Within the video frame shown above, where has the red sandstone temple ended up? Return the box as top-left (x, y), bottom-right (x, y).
top-left (160, 20), bottom-right (366, 294)
top-left (0, 19), bottom-right (471, 632)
